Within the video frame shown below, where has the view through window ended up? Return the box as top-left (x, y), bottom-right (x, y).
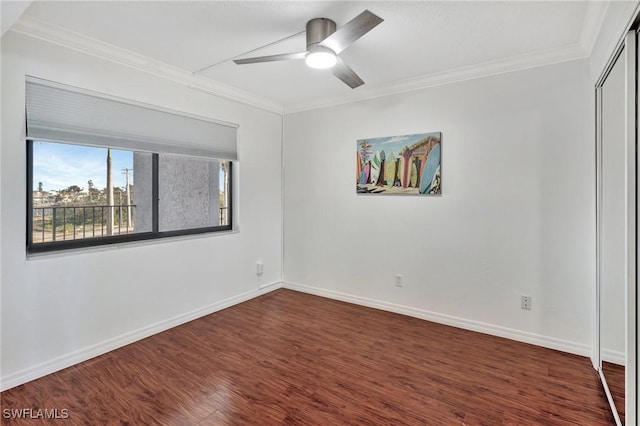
top-left (29, 141), bottom-right (231, 251)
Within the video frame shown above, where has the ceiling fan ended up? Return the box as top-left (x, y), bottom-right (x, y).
top-left (233, 10), bottom-right (383, 89)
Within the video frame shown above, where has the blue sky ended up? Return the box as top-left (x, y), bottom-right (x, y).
top-left (33, 141), bottom-right (228, 192)
top-left (33, 142), bottom-right (133, 191)
top-left (358, 132), bottom-right (439, 156)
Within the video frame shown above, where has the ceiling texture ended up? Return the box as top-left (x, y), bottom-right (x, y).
top-left (6, 1), bottom-right (609, 113)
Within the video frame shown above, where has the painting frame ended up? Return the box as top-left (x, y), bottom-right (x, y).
top-left (356, 132), bottom-right (442, 195)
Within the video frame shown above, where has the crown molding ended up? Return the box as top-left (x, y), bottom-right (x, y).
top-left (579, 0), bottom-right (610, 56)
top-left (10, 6), bottom-right (606, 117)
top-left (284, 43), bottom-right (589, 114)
top-left (1, 0), bottom-right (32, 37)
top-left (9, 15), bottom-right (285, 115)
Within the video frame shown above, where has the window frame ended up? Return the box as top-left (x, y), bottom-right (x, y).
top-left (26, 140), bottom-right (233, 254)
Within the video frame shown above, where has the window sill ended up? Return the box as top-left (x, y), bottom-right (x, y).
top-left (26, 228), bottom-right (240, 260)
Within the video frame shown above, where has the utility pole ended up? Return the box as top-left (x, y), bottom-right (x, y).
top-left (122, 168), bottom-right (132, 228)
top-left (106, 148), bottom-right (114, 235)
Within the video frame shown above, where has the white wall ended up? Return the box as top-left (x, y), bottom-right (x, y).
top-left (283, 59), bottom-right (594, 355)
top-left (1, 32), bottom-right (282, 389)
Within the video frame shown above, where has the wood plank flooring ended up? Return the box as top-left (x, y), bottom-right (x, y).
top-left (602, 361), bottom-right (625, 423)
top-left (1, 289), bottom-right (614, 425)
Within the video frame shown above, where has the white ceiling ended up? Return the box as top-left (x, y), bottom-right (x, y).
top-left (10, 1), bottom-right (608, 113)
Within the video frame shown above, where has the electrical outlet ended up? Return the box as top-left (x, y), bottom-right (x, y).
top-left (395, 274), bottom-right (403, 287)
top-left (521, 295), bottom-right (532, 310)
top-left (256, 262), bottom-right (264, 276)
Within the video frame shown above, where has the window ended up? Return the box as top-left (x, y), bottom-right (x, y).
top-left (26, 78), bottom-right (236, 253)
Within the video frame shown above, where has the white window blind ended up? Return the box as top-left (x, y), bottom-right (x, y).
top-left (25, 77), bottom-right (238, 160)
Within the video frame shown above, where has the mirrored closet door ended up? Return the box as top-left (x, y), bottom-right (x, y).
top-left (596, 28), bottom-right (637, 426)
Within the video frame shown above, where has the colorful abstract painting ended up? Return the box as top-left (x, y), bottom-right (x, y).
top-left (356, 132), bottom-right (441, 195)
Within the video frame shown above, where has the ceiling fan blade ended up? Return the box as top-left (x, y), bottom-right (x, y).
top-left (332, 57), bottom-right (364, 89)
top-left (319, 10), bottom-right (383, 55)
top-left (234, 52), bottom-right (306, 65)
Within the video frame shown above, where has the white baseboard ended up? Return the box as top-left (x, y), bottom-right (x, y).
top-left (259, 281), bottom-right (281, 290)
top-left (2, 280), bottom-right (592, 391)
top-left (283, 281), bottom-right (592, 358)
top-left (601, 348), bottom-right (625, 366)
top-left (0, 281), bottom-right (283, 391)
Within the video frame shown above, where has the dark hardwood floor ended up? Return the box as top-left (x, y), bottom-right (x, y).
top-left (1, 289), bottom-right (614, 425)
top-left (602, 361), bottom-right (625, 423)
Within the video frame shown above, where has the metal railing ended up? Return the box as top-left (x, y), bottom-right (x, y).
top-left (32, 205), bottom-right (136, 243)
top-left (32, 204), bottom-right (230, 244)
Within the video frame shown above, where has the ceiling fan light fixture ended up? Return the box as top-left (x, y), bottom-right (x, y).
top-left (305, 46), bottom-right (337, 69)
top-left (232, 10), bottom-right (383, 88)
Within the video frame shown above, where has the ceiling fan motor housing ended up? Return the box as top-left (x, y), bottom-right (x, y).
top-left (233, 10), bottom-right (382, 89)
top-left (306, 18), bottom-right (337, 50)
